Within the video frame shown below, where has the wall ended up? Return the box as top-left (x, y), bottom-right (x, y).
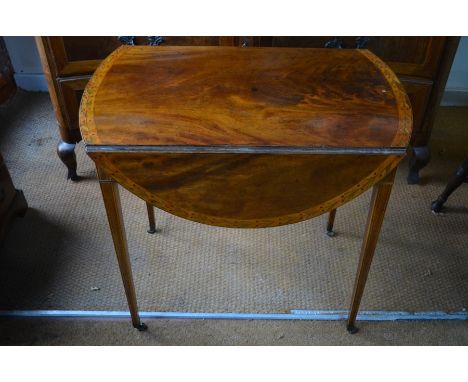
top-left (441, 36), bottom-right (468, 106)
top-left (2, 36), bottom-right (468, 104)
top-left (3, 36), bottom-right (47, 91)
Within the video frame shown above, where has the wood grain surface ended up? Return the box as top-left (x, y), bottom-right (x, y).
top-left (80, 46), bottom-right (412, 149)
top-left (80, 46), bottom-right (412, 228)
top-left (90, 151), bottom-right (400, 227)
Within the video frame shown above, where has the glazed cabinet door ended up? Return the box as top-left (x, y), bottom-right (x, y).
top-left (365, 37), bottom-right (445, 78)
top-left (42, 36), bottom-right (232, 77)
top-left (255, 36), bottom-right (446, 78)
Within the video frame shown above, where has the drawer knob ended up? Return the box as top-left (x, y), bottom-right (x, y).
top-left (325, 38), bottom-right (344, 49)
top-left (356, 37), bottom-right (370, 49)
top-left (147, 36), bottom-right (164, 46)
top-left (118, 36), bottom-right (136, 45)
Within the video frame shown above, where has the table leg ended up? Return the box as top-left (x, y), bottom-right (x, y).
top-left (326, 209), bottom-right (337, 237)
top-left (347, 168), bottom-right (396, 334)
top-left (146, 202), bottom-right (157, 234)
top-left (97, 166), bottom-right (147, 331)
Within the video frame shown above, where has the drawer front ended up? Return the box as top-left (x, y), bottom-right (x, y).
top-left (58, 76), bottom-right (90, 135)
top-left (400, 80), bottom-right (433, 143)
top-left (47, 36), bottom-right (230, 76)
top-left (256, 37), bottom-right (446, 79)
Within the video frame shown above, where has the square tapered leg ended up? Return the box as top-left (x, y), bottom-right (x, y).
top-left (347, 168), bottom-right (396, 333)
top-left (97, 166), bottom-right (147, 331)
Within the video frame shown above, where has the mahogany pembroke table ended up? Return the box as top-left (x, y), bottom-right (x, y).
top-left (79, 46), bottom-right (413, 333)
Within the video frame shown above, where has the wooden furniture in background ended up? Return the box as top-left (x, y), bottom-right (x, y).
top-left (0, 40), bottom-right (25, 243)
top-left (0, 153), bottom-right (27, 244)
top-left (0, 37), bottom-right (16, 104)
top-left (36, 36), bottom-right (458, 184)
top-left (79, 46), bottom-right (412, 333)
top-left (431, 158), bottom-right (468, 213)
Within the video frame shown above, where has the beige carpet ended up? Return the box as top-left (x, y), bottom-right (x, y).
top-left (0, 91), bottom-right (467, 319)
top-left (1, 317), bottom-right (467, 345)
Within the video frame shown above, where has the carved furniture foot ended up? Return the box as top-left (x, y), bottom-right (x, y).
top-left (57, 140), bottom-right (79, 181)
top-left (407, 146), bottom-right (431, 184)
top-left (431, 158), bottom-right (468, 213)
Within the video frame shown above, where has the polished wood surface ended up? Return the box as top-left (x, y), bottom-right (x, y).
top-left (80, 46), bottom-right (412, 332)
top-left (81, 46), bottom-right (411, 149)
top-left (91, 151), bottom-right (399, 228)
top-left (81, 46), bottom-right (411, 228)
top-left (35, 37), bottom-right (73, 141)
top-left (37, 36), bottom-right (458, 183)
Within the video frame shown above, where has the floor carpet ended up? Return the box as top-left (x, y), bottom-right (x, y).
top-left (1, 317), bottom-right (467, 345)
top-left (0, 91), bottom-right (467, 345)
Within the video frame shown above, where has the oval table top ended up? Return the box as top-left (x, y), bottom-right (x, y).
top-left (80, 46), bottom-right (412, 228)
top-left (80, 46), bottom-right (412, 151)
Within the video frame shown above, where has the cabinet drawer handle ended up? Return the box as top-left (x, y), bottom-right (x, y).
top-left (147, 36), bottom-right (164, 46)
top-left (118, 36), bottom-right (164, 46)
top-left (356, 37), bottom-right (370, 49)
top-left (0, 187), bottom-right (5, 203)
top-left (118, 36), bottom-right (136, 45)
top-left (324, 38), bottom-right (344, 49)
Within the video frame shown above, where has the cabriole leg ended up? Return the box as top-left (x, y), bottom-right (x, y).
top-left (97, 166), bottom-right (147, 331)
top-left (347, 169), bottom-right (396, 334)
top-left (431, 158), bottom-right (468, 213)
top-left (407, 146), bottom-right (430, 185)
top-left (57, 140), bottom-right (79, 181)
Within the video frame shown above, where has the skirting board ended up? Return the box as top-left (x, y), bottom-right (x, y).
top-left (14, 73), bottom-right (48, 92)
top-left (0, 309), bottom-right (467, 321)
top-left (441, 89), bottom-right (468, 106)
